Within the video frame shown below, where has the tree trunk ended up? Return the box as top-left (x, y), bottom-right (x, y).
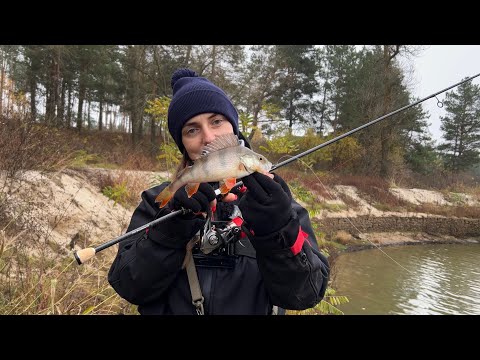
top-left (248, 104), bottom-right (261, 141)
top-left (58, 78), bottom-right (66, 126)
top-left (150, 81), bottom-right (158, 155)
top-left (0, 54), bottom-right (4, 118)
top-left (87, 100), bottom-right (91, 130)
top-left (185, 45), bottom-right (192, 66)
top-left (138, 107), bottom-right (143, 137)
top-left (66, 82), bottom-right (72, 128)
top-left (77, 77), bottom-right (86, 131)
top-left (98, 100), bottom-right (103, 130)
top-left (109, 105), bottom-right (113, 130)
top-left (319, 84), bottom-right (328, 133)
top-left (288, 91), bottom-right (294, 132)
top-left (380, 45), bottom-right (394, 178)
top-left (45, 57), bottom-right (56, 125)
top-left (333, 103), bottom-right (338, 131)
top-left (54, 53), bottom-right (62, 127)
top-left (29, 71), bottom-right (37, 123)
top-left (126, 45), bottom-right (147, 146)
top-left (211, 45), bottom-right (217, 78)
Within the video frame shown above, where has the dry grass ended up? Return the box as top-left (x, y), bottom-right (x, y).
top-left (403, 169), bottom-right (480, 191)
top-left (0, 118), bottom-right (140, 314)
top-left (0, 187), bottom-right (136, 314)
top-left (0, 116), bottom-right (164, 174)
top-left (94, 170), bottom-right (151, 209)
top-left (0, 117), bottom-right (75, 176)
top-left (276, 168), bottom-right (335, 200)
top-left (1, 116), bottom-right (478, 315)
top-left (332, 231), bottom-right (353, 245)
top-left (409, 203), bottom-right (480, 219)
top-left (333, 174), bottom-right (409, 210)
top-left (336, 192), bottom-right (361, 209)
top-left (0, 233), bottom-right (136, 315)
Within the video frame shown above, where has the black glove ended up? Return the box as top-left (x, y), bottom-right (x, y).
top-left (169, 183), bottom-right (217, 217)
top-left (238, 172), bottom-right (293, 236)
top-left (148, 183), bottom-right (216, 249)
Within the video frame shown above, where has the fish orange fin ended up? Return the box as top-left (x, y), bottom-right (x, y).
top-left (219, 178), bottom-right (236, 194)
top-left (238, 163), bottom-right (246, 171)
top-left (200, 134), bottom-right (240, 157)
top-left (185, 183), bottom-right (200, 198)
top-left (155, 186), bottom-right (174, 208)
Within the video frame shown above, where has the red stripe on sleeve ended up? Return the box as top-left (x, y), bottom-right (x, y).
top-left (290, 226), bottom-right (306, 255)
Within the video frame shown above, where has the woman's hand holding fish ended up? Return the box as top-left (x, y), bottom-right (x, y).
top-left (238, 172), bottom-right (293, 236)
top-left (170, 183), bottom-right (217, 217)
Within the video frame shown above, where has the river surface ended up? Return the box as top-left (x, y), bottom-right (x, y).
top-left (332, 243), bottom-right (480, 315)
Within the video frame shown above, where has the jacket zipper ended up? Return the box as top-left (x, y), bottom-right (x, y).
top-left (301, 250), bottom-right (318, 297)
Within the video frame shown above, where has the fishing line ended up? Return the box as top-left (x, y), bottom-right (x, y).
top-left (274, 154), bottom-right (415, 274)
top-left (73, 72), bottom-right (480, 264)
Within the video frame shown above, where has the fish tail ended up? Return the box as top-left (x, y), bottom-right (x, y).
top-left (155, 184), bottom-right (175, 208)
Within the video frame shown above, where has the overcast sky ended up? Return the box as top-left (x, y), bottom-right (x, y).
top-left (406, 45), bottom-right (480, 143)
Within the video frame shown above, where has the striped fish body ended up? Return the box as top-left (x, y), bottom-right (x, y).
top-left (155, 134), bottom-right (271, 207)
top-left (177, 146), bottom-right (254, 185)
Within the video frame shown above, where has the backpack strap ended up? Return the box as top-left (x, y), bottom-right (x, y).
top-left (184, 235), bottom-right (204, 315)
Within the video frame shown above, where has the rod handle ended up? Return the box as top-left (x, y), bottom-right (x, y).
top-left (74, 248), bottom-right (96, 265)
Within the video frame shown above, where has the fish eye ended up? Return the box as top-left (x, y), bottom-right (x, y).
top-left (259, 157), bottom-right (263, 160)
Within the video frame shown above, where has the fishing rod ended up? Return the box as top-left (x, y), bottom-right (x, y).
top-left (73, 72), bottom-right (480, 265)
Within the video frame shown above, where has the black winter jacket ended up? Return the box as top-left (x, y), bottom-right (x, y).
top-left (108, 183), bottom-right (330, 315)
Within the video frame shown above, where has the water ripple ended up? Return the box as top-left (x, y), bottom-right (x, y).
top-left (333, 243), bottom-right (480, 315)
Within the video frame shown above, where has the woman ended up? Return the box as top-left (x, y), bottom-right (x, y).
top-left (108, 68), bottom-right (330, 315)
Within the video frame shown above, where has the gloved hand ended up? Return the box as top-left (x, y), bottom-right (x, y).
top-left (238, 172), bottom-right (293, 236)
top-left (149, 183), bottom-right (216, 249)
top-left (169, 183), bottom-right (217, 218)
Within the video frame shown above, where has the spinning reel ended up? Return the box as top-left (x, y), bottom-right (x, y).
top-left (199, 205), bottom-right (245, 255)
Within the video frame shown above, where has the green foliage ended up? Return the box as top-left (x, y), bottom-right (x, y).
top-left (259, 134), bottom-right (299, 155)
top-left (438, 79), bottom-right (480, 172)
top-left (289, 181), bottom-right (316, 204)
top-left (294, 129), bottom-right (362, 171)
top-left (316, 288), bottom-right (350, 315)
top-left (405, 139), bottom-right (442, 175)
top-left (150, 174), bottom-right (169, 188)
top-left (239, 111), bottom-right (254, 134)
top-left (261, 102), bottom-right (282, 121)
top-left (69, 150), bottom-right (102, 167)
top-left (289, 287), bottom-right (349, 315)
top-left (293, 130), bottom-right (363, 171)
top-left (445, 192), bottom-right (467, 205)
top-left (270, 45), bottom-right (319, 130)
top-left (102, 182), bottom-right (128, 206)
top-left (330, 136), bottom-right (362, 169)
top-left (145, 96), bottom-right (170, 120)
top-left (145, 97), bottom-right (171, 141)
top-left (290, 180), bottom-right (346, 214)
top-left (157, 142), bottom-right (182, 173)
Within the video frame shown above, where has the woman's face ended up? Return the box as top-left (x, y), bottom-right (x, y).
top-left (181, 113), bottom-right (234, 161)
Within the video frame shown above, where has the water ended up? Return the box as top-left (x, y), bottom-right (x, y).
top-left (332, 243), bottom-right (480, 315)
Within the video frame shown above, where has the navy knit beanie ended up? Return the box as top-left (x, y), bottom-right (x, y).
top-left (168, 68), bottom-right (239, 154)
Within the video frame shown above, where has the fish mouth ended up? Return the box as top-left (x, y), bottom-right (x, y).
top-left (265, 161), bottom-right (273, 173)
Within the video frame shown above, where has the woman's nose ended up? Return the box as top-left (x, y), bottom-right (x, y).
top-left (203, 128), bottom-right (216, 144)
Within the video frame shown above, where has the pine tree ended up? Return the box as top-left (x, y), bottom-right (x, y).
top-left (438, 79), bottom-right (480, 171)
